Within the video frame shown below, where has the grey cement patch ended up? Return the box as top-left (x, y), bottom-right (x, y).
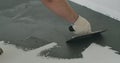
top-left (0, 0), bottom-right (30, 10)
top-left (0, 0), bottom-right (120, 59)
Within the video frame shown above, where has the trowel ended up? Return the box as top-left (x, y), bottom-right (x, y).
top-left (67, 29), bottom-right (106, 43)
top-left (0, 48), bottom-right (3, 55)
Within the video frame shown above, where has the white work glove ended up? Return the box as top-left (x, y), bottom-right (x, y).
top-left (69, 16), bottom-right (92, 36)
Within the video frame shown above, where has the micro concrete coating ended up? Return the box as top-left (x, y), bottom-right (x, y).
top-left (0, 0), bottom-right (120, 59)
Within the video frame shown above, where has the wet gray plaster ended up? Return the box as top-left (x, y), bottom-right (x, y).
top-left (0, 0), bottom-right (120, 59)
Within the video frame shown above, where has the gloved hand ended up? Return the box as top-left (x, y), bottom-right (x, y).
top-left (69, 16), bottom-right (92, 36)
top-left (0, 48), bottom-right (3, 55)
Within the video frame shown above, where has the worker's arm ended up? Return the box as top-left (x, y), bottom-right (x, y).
top-left (41, 0), bottom-right (92, 35)
top-left (41, 0), bottom-right (78, 23)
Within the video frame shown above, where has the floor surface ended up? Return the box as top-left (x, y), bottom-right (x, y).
top-left (0, 0), bottom-right (120, 59)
